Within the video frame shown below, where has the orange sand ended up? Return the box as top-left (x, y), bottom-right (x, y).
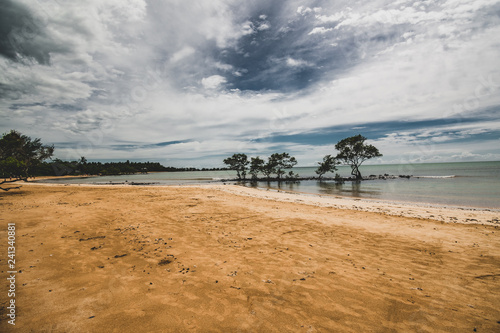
top-left (0, 184), bottom-right (499, 332)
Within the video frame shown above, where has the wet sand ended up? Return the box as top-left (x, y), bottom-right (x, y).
top-left (0, 183), bottom-right (499, 332)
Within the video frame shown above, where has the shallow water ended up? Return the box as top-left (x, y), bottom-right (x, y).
top-left (251, 161), bottom-right (500, 208)
top-left (38, 161), bottom-right (500, 209)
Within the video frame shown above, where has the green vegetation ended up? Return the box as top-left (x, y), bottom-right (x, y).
top-left (0, 130), bottom-right (54, 178)
top-left (223, 152), bottom-right (299, 181)
top-left (224, 134), bottom-right (382, 182)
top-left (249, 157), bottom-right (265, 180)
top-left (270, 152), bottom-right (298, 180)
top-left (50, 159), bottom-right (172, 176)
top-left (223, 153), bottom-right (249, 180)
top-left (1, 130), bottom-right (383, 191)
top-left (315, 154), bottom-right (340, 179)
top-left (334, 134), bottom-right (383, 180)
top-left (0, 130), bottom-right (227, 190)
top-left (48, 159), bottom-right (226, 176)
top-left (261, 156), bottom-right (277, 179)
top-left (1, 130), bottom-right (54, 190)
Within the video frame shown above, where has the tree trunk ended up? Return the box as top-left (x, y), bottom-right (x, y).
top-left (351, 165), bottom-right (362, 180)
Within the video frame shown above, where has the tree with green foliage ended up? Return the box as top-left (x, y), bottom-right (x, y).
top-left (51, 158), bottom-right (74, 176)
top-left (285, 170), bottom-right (299, 180)
top-left (249, 156), bottom-right (265, 180)
top-left (269, 152), bottom-right (297, 180)
top-left (0, 130), bottom-right (54, 190)
top-left (261, 158), bottom-right (277, 180)
top-left (223, 153), bottom-right (249, 180)
top-left (335, 134), bottom-right (382, 180)
top-left (78, 156), bottom-right (88, 175)
top-left (315, 154), bottom-right (340, 179)
top-left (0, 157), bottom-right (26, 178)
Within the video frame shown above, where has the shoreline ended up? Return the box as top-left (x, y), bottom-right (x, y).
top-left (27, 173), bottom-right (500, 212)
top-left (197, 184), bottom-right (500, 226)
top-left (15, 180), bottom-right (500, 226)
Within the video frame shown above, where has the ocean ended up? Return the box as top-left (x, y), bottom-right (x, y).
top-left (38, 161), bottom-right (500, 209)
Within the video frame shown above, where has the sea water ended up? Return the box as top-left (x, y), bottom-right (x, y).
top-left (38, 161), bottom-right (500, 209)
top-left (254, 161), bottom-right (500, 209)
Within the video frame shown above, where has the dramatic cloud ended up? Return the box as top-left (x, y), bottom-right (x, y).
top-left (1, 0), bottom-right (500, 167)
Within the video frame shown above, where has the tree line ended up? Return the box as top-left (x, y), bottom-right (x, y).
top-left (223, 134), bottom-right (382, 181)
top-left (1, 130), bottom-right (383, 191)
top-left (0, 130), bottom-right (226, 190)
top-left (48, 158), bottom-right (225, 176)
top-left (49, 158), bottom-right (170, 176)
top-left (224, 152), bottom-right (299, 181)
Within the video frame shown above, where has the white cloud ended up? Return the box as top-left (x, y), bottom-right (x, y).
top-left (0, 58), bottom-right (94, 103)
top-left (193, 2), bottom-right (249, 48)
top-left (232, 69), bottom-right (248, 77)
top-left (257, 23), bottom-right (271, 31)
top-left (1, 0), bottom-right (500, 166)
top-left (315, 11), bottom-right (347, 23)
top-left (214, 62), bottom-right (234, 71)
top-left (241, 21), bottom-right (255, 35)
top-left (308, 27), bottom-right (333, 35)
top-left (170, 47), bottom-right (195, 63)
top-left (330, 0), bottom-right (498, 31)
top-left (297, 6), bottom-right (313, 15)
top-left (285, 57), bottom-right (312, 67)
top-left (451, 151), bottom-right (500, 162)
top-left (201, 75), bottom-right (227, 90)
top-left (334, 7), bottom-right (442, 29)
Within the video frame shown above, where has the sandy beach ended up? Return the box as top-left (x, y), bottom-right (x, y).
top-left (1, 183), bottom-right (499, 332)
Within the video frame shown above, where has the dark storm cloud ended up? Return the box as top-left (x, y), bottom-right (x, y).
top-left (107, 140), bottom-right (193, 151)
top-left (196, 2), bottom-right (406, 93)
top-left (222, 29), bottom-right (402, 92)
top-left (9, 102), bottom-right (45, 110)
top-left (0, 0), bottom-right (68, 64)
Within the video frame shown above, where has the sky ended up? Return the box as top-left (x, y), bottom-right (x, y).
top-left (1, 0), bottom-right (500, 167)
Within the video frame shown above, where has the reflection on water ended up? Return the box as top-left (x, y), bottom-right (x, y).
top-left (317, 181), bottom-right (345, 195)
top-left (248, 180), bottom-right (382, 198)
top-left (318, 181), bottom-right (381, 197)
